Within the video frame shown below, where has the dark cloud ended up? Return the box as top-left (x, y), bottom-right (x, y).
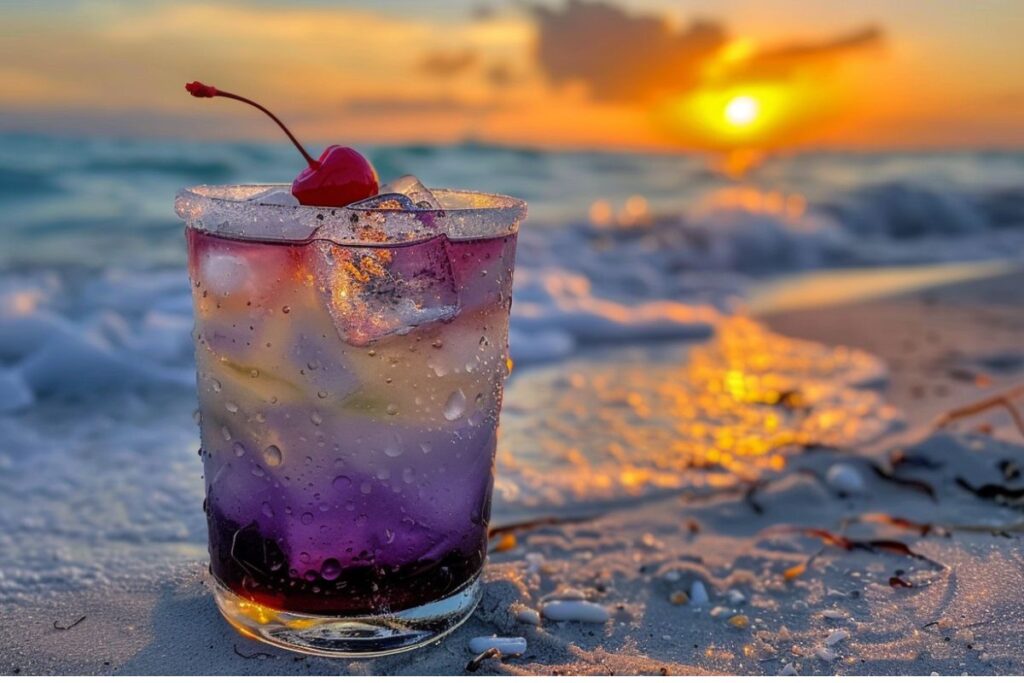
top-left (417, 49), bottom-right (479, 78)
top-left (530, 1), bottom-right (883, 103)
top-left (733, 26), bottom-right (884, 81)
top-left (531, 0), bottom-right (727, 102)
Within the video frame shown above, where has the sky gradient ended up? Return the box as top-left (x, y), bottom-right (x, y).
top-left (2, 0), bottom-right (1022, 151)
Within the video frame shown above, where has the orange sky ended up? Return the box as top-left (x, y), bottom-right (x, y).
top-left (1, 0), bottom-right (1022, 151)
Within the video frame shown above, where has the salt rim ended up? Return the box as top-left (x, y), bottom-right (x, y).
top-left (174, 183), bottom-right (526, 245)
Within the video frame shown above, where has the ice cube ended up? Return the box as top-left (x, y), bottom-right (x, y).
top-left (314, 234), bottom-right (460, 346)
top-left (380, 175), bottom-right (442, 209)
top-left (347, 175), bottom-right (451, 235)
top-left (249, 187), bottom-right (300, 206)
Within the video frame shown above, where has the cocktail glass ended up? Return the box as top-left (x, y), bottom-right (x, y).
top-left (175, 184), bottom-right (524, 656)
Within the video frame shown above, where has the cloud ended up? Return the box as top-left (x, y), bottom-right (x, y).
top-left (417, 49), bottom-right (479, 78)
top-left (731, 26), bottom-right (884, 82)
top-left (531, 0), bottom-right (727, 102)
top-left (530, 1), bottom-right (883, 104)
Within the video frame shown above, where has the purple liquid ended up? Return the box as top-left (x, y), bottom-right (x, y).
top-left (188, 229), bottom-right (516, 615)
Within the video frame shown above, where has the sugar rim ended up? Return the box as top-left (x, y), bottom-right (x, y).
top-left (175, 183), bottom-right (526, 245)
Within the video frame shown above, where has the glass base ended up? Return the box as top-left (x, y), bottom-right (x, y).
top-left (213, 575), bottom-right (482, 658)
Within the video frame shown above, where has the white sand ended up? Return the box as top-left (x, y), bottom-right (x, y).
top-left (3, 270), bottom-right (1024, 675)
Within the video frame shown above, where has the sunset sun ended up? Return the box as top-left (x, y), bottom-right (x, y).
top-left (724, 95), bottom-right (760, 127)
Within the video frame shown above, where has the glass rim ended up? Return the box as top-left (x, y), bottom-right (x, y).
top-left (175, 184), bottom-right (526, 245)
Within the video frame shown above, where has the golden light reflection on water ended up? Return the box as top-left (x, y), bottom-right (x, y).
top-left (497, 318), bottom-right (900, 509)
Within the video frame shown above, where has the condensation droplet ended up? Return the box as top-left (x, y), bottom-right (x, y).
top-left (332, 475), bottom-right (351, 491)
top-left (262, 444), bottom-right (283, 467)
top-left (384, 528), bottom-right (395, 544)
top-left (211, 379), bottom-right (222, 392)
top-left (360, 481), bottom-right (373, 495)
top-left (431, 339), bottom-right (443, 349)
top-left (261, 502), bottom-right (274, 518)
top-left (251, 465), bottom-right (265, 477)
top-left (376, 468), bottom-right (391, 481)
top-left (386, 403), bottom-right (399, 416)
top-left (402, 468), bottom-right (415, 484)
top-left (321, 558), bottom-right (341, 581)
top-left (421, 442), bottom-right (433, 454)
top-left (232, 442), bottom-right (246, 457)
top-left (192, 410), bottom-right (201, 425)
top-left (221, 426), bottom-right (232, 442)
top-left (300, 512), bottom-right (314, 525)
top-left (249, 369), bottom-right (260, 378)
top-left (317, 390), bottom-right (328, 399)
top-left (307, 360), bottom-right (319, 370)
top-left (444, 389), bottom-right (467, 421)
top-left (225, 401), bottom-right (239, 414)
top-left (310, 411), bottom-right (323, 426)
top-left (384, 434), bottom-right (404, 457)
top-left (282, 305), bottom-right (291, 314)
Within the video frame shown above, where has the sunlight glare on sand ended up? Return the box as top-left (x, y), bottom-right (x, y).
top-left (496, 318), bottom-right (901, 510)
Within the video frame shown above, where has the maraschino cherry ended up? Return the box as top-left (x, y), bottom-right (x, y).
top-left (185, 81), bottom-right (378, 207)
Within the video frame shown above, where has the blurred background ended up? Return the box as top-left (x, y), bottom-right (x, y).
top-left (1, 0), bottom-right (1023, 611)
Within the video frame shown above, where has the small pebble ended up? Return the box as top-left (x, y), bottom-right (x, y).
top-left (825, 629), bottom-right (849, 646)
top-left (726, 589), bottom-right (746, 605)
top-left (780, 662), bottom-right (798, 676)
top-left (664, 570), bottom-right (681, 582)
top-left (690, 580), bottom-right (710, 606)
top-left (728, 614), bottom-right (750, 629)
top-left (820, 609), bottom-right (848, 620)
top-left (815, 646), bottom-right (838, 662)
top-left (710, 606), bottom-right (729, 618)
top-left (540, 588), bottom-right (587, 603)
top-left (669, 591), bottom-right (689, 605)
top-left (515, 607), bottom-right (540, 625)
top-left (541, 600), bottom-right (610, 623)
top-left (468, 636), bottom-right (527, 655)
top-left (777, 625), bottom-right (793, 641)
top-left (825, 463), bottom-right (865, 494)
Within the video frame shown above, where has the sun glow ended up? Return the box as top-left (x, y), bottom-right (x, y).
top-left (724, 95), bottom-right (760, 127)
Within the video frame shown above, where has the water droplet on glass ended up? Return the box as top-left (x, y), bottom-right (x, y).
top-left (192, 410), bottom-right (201, 425)
top-left (444, 389), bottom-right (467, 421)
top-left (249, 369), bottom-right (260, 378)
top-left (384, 528), bottom-right (395, 544)
top-left (360, 481), bottom-right (373, 495)
top-left (300, 512), bottom-right (314, 525)
top-left (317, 390), bottom-right (328, 399)
top-left (384, 434), bottom-right (404, 457)
top-left (251, 465), bottom-right (265, 477)
top-left (431, 339), bottom-right (443, 349)
top-left (386, 403), bottom-right (399, 416)
top-left (221, 426), bottom-right (232, 441)
top-left (303, 570), bottom-right (318, 582)
top-left (307, 360), bottom-right (319, 370)
top-left (282, 305), bottom-right (291, 314)
top-left (367, 349), bottom-right (377, 357)
top-left (261, 501), bottom-right (274, 518)
top-left (211, 379), bottom-right (222, 392)
top-left (321, 558), bottom-right (341, 581)
top-left (299, 552), bottom-right (311, 563)
top-left (262, 444), bottom-right (283, 467)
top-left (225, 401), bottom-right (239, 413)
top-left (311, 411), bottom-right (323, 426)
top-left (402, 468), bottom-right (415, 484)
top-left (421, 442), bottom-right (433, 454)
top-left (355, 514), bottom-right (368, 527)
top-left (232, 442), bottom-right (246, 457)
top-left (332, 475), bottom-right (351, 491)
top-left (376, 468), bottom-right (391, 481)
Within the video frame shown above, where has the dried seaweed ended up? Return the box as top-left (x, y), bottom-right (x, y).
top-left (955, 477), bottom-right (1024, 506)
top-left (889, 575), bottom-right (914, 588)
top-left (869, 463), bottom-right (937, 500)
top-left (933, 384), bottom-right (1024, 437)
top-left (855, 513), bottom-right (944, 537)
top-left (766, 526), bottom-right (945, 569)
top-left (53, 615), bottom-right (86, 631)
top-left (488, 514), bottom-right (597, 538)
top-left (466, 648), bottom-right (502, 672)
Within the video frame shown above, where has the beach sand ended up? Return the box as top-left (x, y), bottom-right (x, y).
top-left (3, 269), bottom-right (1023, 676)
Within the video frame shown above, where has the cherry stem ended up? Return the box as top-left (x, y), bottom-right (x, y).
top-left (187, 83), bottom-right (318, 169)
